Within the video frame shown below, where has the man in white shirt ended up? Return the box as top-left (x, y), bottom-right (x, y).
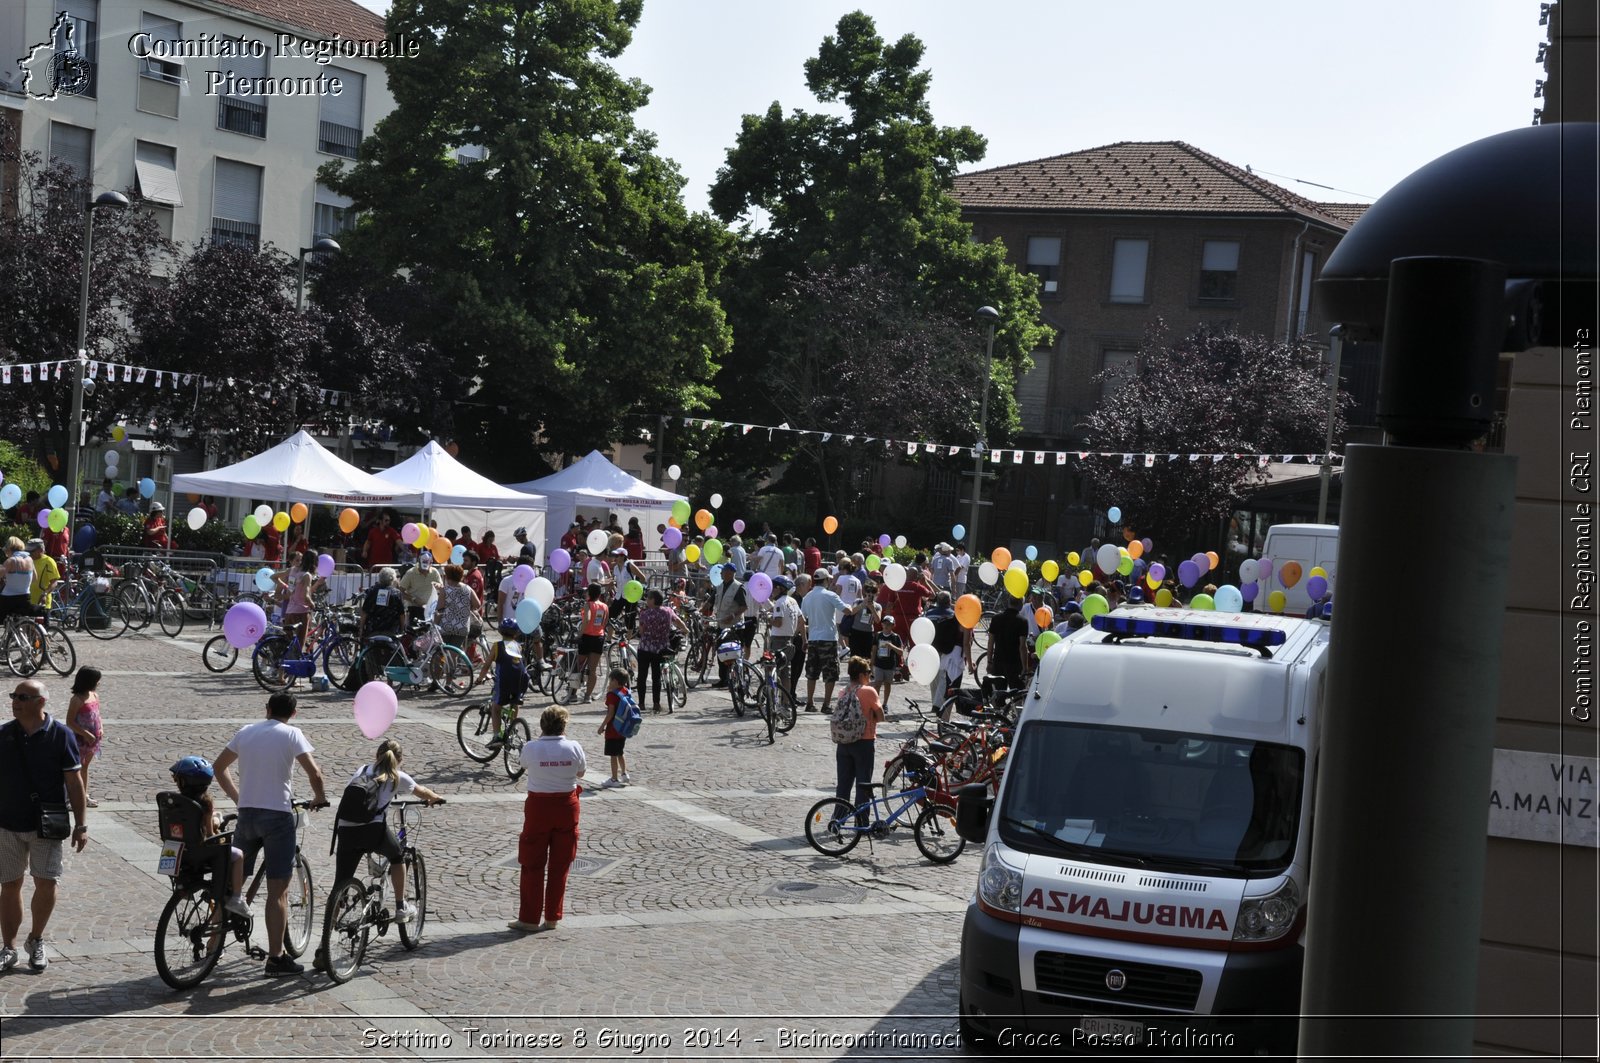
top-left (928, 543), bottom-right (957, 591)
top-left (213, 693), bottom-right (327, 976)
top-left (801, 570), bottom-right (846, 712)
top-left (951, 545), bottom-right (971, 597)
top-left (833, 559), bottom-right (863, 655)
top-left (753, 534), bottom-right (784, 578)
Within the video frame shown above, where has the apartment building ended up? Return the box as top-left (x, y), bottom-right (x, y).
top-left (0, 0), bottom-right (396, 251)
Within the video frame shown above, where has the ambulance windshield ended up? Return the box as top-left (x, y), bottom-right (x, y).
top-left (998, 721), bottom-right (1305, 875)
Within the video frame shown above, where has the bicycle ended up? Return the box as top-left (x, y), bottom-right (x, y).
top-left (44, 567), bottom-right (129, 641)
top-left (660, 635), bottom-right (689, 713)
top-left (802, 780), bottom-right (965, 865)
top-left (1, 611), bottom-right (46, 677)
top-left (456, 698), bottom-right (531, 781)
top-left (349, 622), bottom-right (475, 697)
top-left (153, 797), bottom-right (321, 990)
top-left (202, 634), bottom-right (239, 672)
top-left (252, 608), bottom-right (360, 693)
top-left (754, 644), bottom-right (798, 743)
top-left (319, 798), bottom-right (439, 984)
top-left (715, 625), bottom-right (760, 716)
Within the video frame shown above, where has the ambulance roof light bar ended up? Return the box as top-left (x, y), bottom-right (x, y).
top-left (1090, 611), bottom-right (1288, 658)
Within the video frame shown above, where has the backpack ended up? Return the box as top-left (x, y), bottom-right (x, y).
top-left (612, 689), bottom-right (643, 739)
top-left (334, 767), bottom-right (384, 826)
top-left (830, 685), bottom-right (867, 744)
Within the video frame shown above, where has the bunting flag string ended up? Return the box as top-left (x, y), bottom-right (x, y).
top-left (0, 357), bottom-right (359, 410)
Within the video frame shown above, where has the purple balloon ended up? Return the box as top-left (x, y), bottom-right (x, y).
top-left (1306, 574), bottom-right (1329, 600)
top-left (747, 571), bottom-right (772, 603)
top-left (1140, 538), bottom-right (1152, 555)
top-left (35, 509), bottom-right (50, 529)
top-left (1177, 560), bottom-right (1201, 588)
top-left (706, 525), bottom-right (718, 539)
top-left (1190, 552), bottom-right (1210, 575)
top-left (223, 601), bottom-right (268, 649)
top-left (1148, 562), bottom-right (1166, 583)
top-left (661, 526), bottom-right (683, 549)
top-left (733, 519), bottom-right (746, 534)
top-left (1258, 558), bottom-right (1275, 582)
top-left (1240, 581), bottom-right (1259, 602)
top-left (549, 549), bottom-right (571, 575)
top-left (511, 563), bottom-right (536, 589)
top-left (316, 553), bottom-right (335, 578)
top-left (878, 534), bottom-right (891, 548)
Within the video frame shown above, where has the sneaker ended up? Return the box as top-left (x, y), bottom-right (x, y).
top-left (223, 894), bottom-right (249, 917)
top-left (0, 945), bottom-right (16, 972)
top-left (820, 707), bottom-right (833, 715)
top-left (312, 949), bottom-right (329, 973)
top-left (600, 777), bottom-right (622, 789)
top-left (539, 920), bottom-right (559, 932)
top-left (804, 703), bottom-right (817, 713)
top-left (85, 798), bottom-right (98, 808)
top-left (24, 938), bottom-right (44, 972)
top-left (620, 772), bottom-right (632, 785)
top-left (264, 955), bottom-right (304, 976)
top-left (486, 734), bottom-right (504, 750)
top-left (506, 919), bottom-right (541, 933)
top-left (398, 902), bottom-right (418, 924)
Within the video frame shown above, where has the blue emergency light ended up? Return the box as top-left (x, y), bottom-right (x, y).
top-left (1090, 611), bottom-right (1289, 654)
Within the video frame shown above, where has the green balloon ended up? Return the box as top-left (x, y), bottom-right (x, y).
top-left (671, 499), bottom-right (691, 525)
top-left (47, 508), bottom-right (68, 533)
top-left (242, 515), bottom-right (261, 539)
top-left (1190, 593), bottom-right (1216, 611)
top-left (1035, 630), bottom-right (1062, 655)
top-left (1080, 593), bottom-right (1110, 622)
top-left (1117, 555), bottom-right (1134, 576)
top-left (624, 579), bottom-right (644, 603)
top-left (865, 555), bottom-right (880, 571)
top-left (703, 537), bottom-right (724, 564)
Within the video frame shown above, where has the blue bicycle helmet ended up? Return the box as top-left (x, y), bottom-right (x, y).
top-left (499, 616), bottom-right (522, 636)
top-left (772, 575), bottom-right (794, 591)
top-left (169, 755), bottom-right (213, 781)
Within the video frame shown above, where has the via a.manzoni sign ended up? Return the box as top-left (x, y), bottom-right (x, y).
top-left (1487, 749), bottom-right (1597, 847)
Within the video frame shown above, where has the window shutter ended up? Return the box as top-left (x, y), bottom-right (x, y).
top-left (314, 182), bottom-right (352, 210)
top-left (48, 122), bottom-right (92, 179)
top-left (134, 141), bottom-right (182, 206)
top-left (1110, 239), bottom-right (1149, 302)
top-left (221, 46), bottom-right (266, 87)
top-left (1026, 236), bottom-right (1061, 266)
top-left (1202, 240), bottom-right (1239, 271)
top-left (213, 159), bottom-right (261, 223)
top-left (319, 68), bottom-right (363, 128)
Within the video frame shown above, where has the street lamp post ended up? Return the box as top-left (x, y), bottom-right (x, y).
top-left (66, 190), bottom-right (129, 513)
top-left (966, 305), bottom-right (1001, 554)
top-left (290, 237), bottom-right (341, 430)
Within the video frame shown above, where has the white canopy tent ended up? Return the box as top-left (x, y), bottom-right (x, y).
top-left (374, 441), bottom-right (548, 556)
top-left (172, 430), bottom-right (424, 508)
top-left (509, 450), bottom-right (687, 558)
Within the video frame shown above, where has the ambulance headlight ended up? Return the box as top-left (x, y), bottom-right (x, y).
top-left (1233, 878), bottom-right (1301, 942)
top-left (978, 843), bottom-right (1023, 914)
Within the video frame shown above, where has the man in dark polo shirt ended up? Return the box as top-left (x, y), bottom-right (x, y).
top-left (0, 678), bottom-right (87, 973)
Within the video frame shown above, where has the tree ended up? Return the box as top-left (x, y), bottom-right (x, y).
top-left (321, 0), bottom-right (731, 472)
top-left (1082, 322), bottom-right (1346, 553)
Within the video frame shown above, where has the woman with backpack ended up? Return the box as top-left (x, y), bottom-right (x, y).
top-left (831, 657), bottom-right (885, 821)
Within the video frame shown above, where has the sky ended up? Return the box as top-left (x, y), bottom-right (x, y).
top-left (353, 0), bottom-right (1542, 216)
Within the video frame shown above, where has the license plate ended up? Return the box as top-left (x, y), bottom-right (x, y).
top-left (1079, 1016), bottom-right (1145, 1042)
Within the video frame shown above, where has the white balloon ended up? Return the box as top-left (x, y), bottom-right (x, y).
top-left (894, 535), bottom-right (907, 549)
top-left (710, 492), bottom-right (723, 509)
top-left (910, 616), bottom-right (936, 646)
top-left (1008, 559), bottom-right (1028, 573)
top-left (186, 507), bottom-right (207, 531)
top-left (586, 528), bottom-right (608, 554)
top-left (1096, 542), bottom-right (1122, 573)
top-left (883, 562), bottom-right (907, 591)
top-left (978, 561), bottom-right (999, 586)
top-left (1239, 558), bottom-right (1260, 583)
top-left (907, 643), bottom-right (940, 685)
top-left (529, 576), bottom-right (555, 609)
top-left (104, 450), bottom-right (119, 467)
top-left (667, 464), bottom-right (682, 481)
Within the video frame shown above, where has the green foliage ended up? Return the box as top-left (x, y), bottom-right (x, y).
top-left (173, 519), bottom-right (243, 557)
top-left (79, 510), bottom-right (145, 548)
top-left (0, 440), bottom-right (53, 499)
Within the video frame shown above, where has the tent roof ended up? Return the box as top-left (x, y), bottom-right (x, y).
top-left (171, 430), bottom-right (424, 506)
top-left (509, 450), bottom-right (686, 506)
top-left (373, 441), bottom-right (547, 511)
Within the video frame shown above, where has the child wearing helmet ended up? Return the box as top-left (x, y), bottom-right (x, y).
top-left (477, 617), bottom-right (533, 748)
top-left (169, 756), bottom-right (248, 916)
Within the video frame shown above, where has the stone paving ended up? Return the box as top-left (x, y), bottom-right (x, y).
top-left (0, 628), bottom-right (977, 1061)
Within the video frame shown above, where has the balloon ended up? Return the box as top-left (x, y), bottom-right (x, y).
top-left (1067, 552), bottom-right (1080, 567)
top-left (451, 545), bottom-right (466, 565)
top-left (1025, 544), bottom-right (1038, 561)
top-left (895, 535), bottom-right (907, 549)
top-left (416, 524), bottom-right (432, 548)
top-left (1096, 543), bottom-right (1121, 573)
top-left (822, 515), bottom-right (839, 535)
top-left (1140, 538), bottom-right (1152, 555)
top-left (242, 515), bottom-right (261, 539)
top-left (708, 564), bottom-right (722, 587)
top-left (906, 643), bottom-right (940, 684)
top-left (623, 579), bottom-right (645, 604)
top-left (662, 526), bottom-right (682, 549)
top-left (1258, 558), bottom-right (1275, 582)
top-left (1036, 630), bottom-right (1062, 655)
top-left (951, 524), bottom-right (966, 541)
top-left (671, 499), bottom-right (691, 525)
top-left (223, 601), bottom-right (268, 648)
top-left (746, 572), bottom-right (773, 603)
top-left (0, 484), bottom-right (19, 510)
top-left (1155, 588), bottom-right (1174, 607)
top-left (865, 554), bottom-right (880, 572)
top-left (733, 519), bottom-right (746, 534)
top-left (685, 544), bottom-right (701, 564)
top-left (910, 616), bottom-right (936, 646)
top-left (1309, 566), bottom-right (1328, 579)
top-left (667, 464), bottom-right (682, 480)
top-left (878, 533), bottom-right (891, 549)
top-left (1117, 556), bottom-right (1134, 576)
top-left (1239, 558), bottom-right (1260, 583)
top-left (353, 681), bottom-right (398, 740)
top-left (1034, 606), bottom-right (1053, 628)
top-left (1007, 559), bottom-right (1027, 573)
top-left (1190, 593), bottom-right (1215, 611)
top-left (696, 509), bottom-right (714, 531)
top-left (1279, 561), bottom-right (1303, 589)
top-left (401, 523), bottom-right (420, 544)
top-left (1003, 567), bottom-right (1028, 599)
top-left (955, 594), bottom-right (982, 628)
top-left (316, 553), bottom-right (336, 578)
top-left (111, 425), bottom-right (125, 442)
top-left (339, 509), bottom-right (360, 534)
top-left (1306, 574), bottom-right (1328, 600)
top-left (1241, 581), bottom-right (1260, 602)
top-left (1127, 540), bottom-right (1144, 560)
top-left (1191, 552), bottom-right (1210, 575)
top-left (1215, 585), bottom-right (1244, 612)
top-left (1107, 506), bottom-right (1122, 523)
top-left (706, 526), bottom-right (718, 540)
top-left (1041, 560), bottom-right (1059, 582)
top-left (549, 546), bottom-right (572, 575)
top-left (710, 492), bottom-right (724, 509)
top-left (884, 563), bottom-right (908, 591)
top-left (703, 538), bottom-right (724, 564)
top-left (47, 508), bottom-right (67, 533)
top-left (431, 537), bottom-right (452, 563)
top-left (254, 504), bottom-right (272, 525)
top-left (255, 567), bottom-right (279, 593)
top-left (992, 547), bottom-right (1012, 569)
top-left (104, 450), bottom-right (119, 468)
top-left (513, 566), bottom-right (540, 595)
top-left (272, 511), bottom-right (290, 533)
top-left (515, 597), bottom-right (544, 634)
top-left (1080, 594), bottom-right (1110, 622)
top-left (1123, 528), bottom-right (1137, 543)
top-left (978, 561), bottom-right (999, 586)
top-left (73, 524), bottom-right (96, 551)
top-left (185, 507), bottom-right (206, 531)
top-left (1147, 572), bottom-right (1161, 590)
top-left (1267, 590), bottom-right (1287, 613)
top-left (1177, 560), bottom-right (1201, 587)
top-left (47, 484), bottom-right (67, 509)
top-left (289, 503), bottom-right (308, 524)
top-left (529, 577), bottom-right (555, 609)
top-left (1078, 569), bottom-right (1093, 587)
top-left (36, 509), bottom-right (49, 529)
top-left (586, 528), bottom-right (608, 554)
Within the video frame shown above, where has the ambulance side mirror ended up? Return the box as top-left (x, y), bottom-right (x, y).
top-left (955, 783), bottom-right (992, 844)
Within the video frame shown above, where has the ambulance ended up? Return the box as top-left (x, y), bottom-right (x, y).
top-left (955, 607), bottom-right (1330, 1055)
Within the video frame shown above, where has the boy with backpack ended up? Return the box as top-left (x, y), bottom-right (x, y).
top-left (831, 657), bottom-right (885, 823)
top-left (596, 667), bottom-right (640, 788)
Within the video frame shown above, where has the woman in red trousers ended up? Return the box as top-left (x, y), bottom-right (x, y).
top-left (508, 707), bottom-right (587, 932)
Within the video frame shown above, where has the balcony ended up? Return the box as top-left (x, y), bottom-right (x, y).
top-left (210, 218), bottom-right (260, 251)
top-left (319, 121), bottom-right (359, 159)
top-left (218, 97), bottom-right (267, 138)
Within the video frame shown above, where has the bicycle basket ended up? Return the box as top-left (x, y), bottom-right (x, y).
top-left (283, 658), bottom-right (317, 679)
top-left (716, 641), bottom-right (742, 663)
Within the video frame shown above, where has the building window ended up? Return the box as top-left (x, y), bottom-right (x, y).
top-left (313, 182), bottom-right (354, 241)
top-left (1109, 238), bottom-right (1149, 303)
top-left (318, 68), bottom-right (363, 158)
top-left (1296, 250), bottom-right (1316, 335)
top-left (1026, 236), bottom-right (1061, 294)
top-left (1016, 348), bottom-right (1052, 434)
top-left (1099, 349), bottom-right (1138, 404)
top-left (212, 158), bottom-right (262, 250)
top-left (1199, 239), bottom-right (1240, 301)
top-left (52, 1), bottom-right (99, 98)
top-left (216, 46), bottom-right (268, 138)
top-left (136, 12), bottom-right (182, 117)
top-left (133, 140), bottom-right (181, 206)
top-left (48, 120), bottom-right (92, 195)
top-left (456, 143), bottom-right (487, 164)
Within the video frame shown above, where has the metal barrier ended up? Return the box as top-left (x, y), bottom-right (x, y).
top-left (216, 558), bottom-right (378, 606)
top-left (90, 545), bottom-right (224, 580)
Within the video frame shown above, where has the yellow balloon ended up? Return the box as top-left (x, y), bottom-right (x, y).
top-left (1268, 590), bottom-right (1287, 613)
top-left (1078, 569), bottom-right (1093, 587)
top-left (685, 543), bottom-right (701, 563)
top-left (1155, 588), bottom-right (1174, 607)
top-left (272, 511), bottom-right (291, 533)
top-left (111, 425), bottom-right (126, 442)
top-left (1003, 567), bottom-right (1028, 599)
top-left (1041, 560), bottom-right (1060, 582)
top-left (1067, 551), bottom-right (1080, 567)
top-left (1147, 572), bottom-right (1161, 590)
top-left (1309, 566), bottom-right (1327, 579)
top-left (415, 525), bottom-right (430, 547)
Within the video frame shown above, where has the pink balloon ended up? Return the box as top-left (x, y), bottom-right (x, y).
top-left (747, 571), bottom-right (772, 603)
top-left (316, 553), bottom-right (336, 578)
top-left (222, 601), bottom-right (268, 649)
top-left (401, 522), bottom-right (420, 544)
top-left (353, 681), bottom-right (398, 740)
top-left (549, 550), bottom-right (571, 575)
top-left (661, 526), bottom-right (682, 549)
top-left (706, 525), bottom-right (718, 540)
top-left (733, 519), bottom-right (745, 534)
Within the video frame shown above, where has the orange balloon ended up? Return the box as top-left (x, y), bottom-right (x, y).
top-left (666, 516), bottom-right (680, 529)
top-left (1123, 527), bottom-right (1136, 542)
top-left (338, 508), bottom-right (359, 534)
top-left (1206, 550), bottom-right (1220, 571)
top-left (430, 536), bottom-right (452, 563)
top-left (991, 547), bottom-right (1012, 569)
top-left (289, 502), bottom-right (308, 524)
top-left (1034, 606), bottom-right (1053, 628)
top-left (1279, 561), bottom-right (1303, 588)
top-left (695, 508), bottom-right (713, 531)
top-left (822, 515), bottom-right (839, 535)
top-left (186, 493), bottom-right (199, 503)
top-left (1127, 540), bottom-right (1144, 560)
top-left (955, 594), bottom-right (983, 629)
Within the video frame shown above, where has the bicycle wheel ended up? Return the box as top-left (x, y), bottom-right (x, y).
top-left (81, 592), bottom-right (128, 640)
top-left (772, 685), bottom-right (798, 734)
top-left (608, 640), bottom-right (638, 678)
top-left (690, 638), bottom-right (714, 687)
top-left (283, 853), bottom-right (315, 958)
top-left (914, 803), bottom-right (965, 864)
top-left (882, 754), bottom-right (906, 795)
top-left (455, 703), bottom-right (497, 763)
top-left (40, 625), bottom-right (76, 676)
top-left (154, 889), bottom-right (224, 990)
top-left (322, 634), bottom-right (358, 688)
top-left (803, 797), bottom-right (862, 857)
top-left (557, 658), bottom-right (584, 705)
top-left (156, 591), bottom-right (186, 637)
top-left (429, 645), bottom-right (474, 697)
top-left (398, 851), bottom-right (427, 950)
top-left (116, 583), bottom-right (152, 630)
top-left (758, 688), bottom-right (775, 744)
top-left (319, 878), bottom-right (369, 984)
top-left (203, 634), bottom-right (239, 673)
top-left (251, 636), bottom-right (292, 693)
top-left (5, 622), bottom-right (39, 677)
top-left (666, 663), bottom-right (687, 711)
top-left (501, 717), bottom-right (532, 781)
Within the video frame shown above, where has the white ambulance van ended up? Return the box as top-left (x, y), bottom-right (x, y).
top-left (1260, 523), bottom-right (1340, 616)
top-left (956, 607), bottom-right (1329, 1055)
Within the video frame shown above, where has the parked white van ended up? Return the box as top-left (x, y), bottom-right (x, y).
top-left (956, 607), bottom-right (1330, 1055)
top-left (1260, 523), bottom-right (1340, 616)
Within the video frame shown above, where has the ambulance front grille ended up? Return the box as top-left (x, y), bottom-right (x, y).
top-left (1035, 951), bottom-right (1202, 1012)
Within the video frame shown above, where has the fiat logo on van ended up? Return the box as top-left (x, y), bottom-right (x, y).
top-left (1105, 969), bottom-right (1127, 991)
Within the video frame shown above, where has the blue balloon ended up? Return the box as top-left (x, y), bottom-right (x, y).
top-left (450, 544), bottom-right (466, 564)
top-left (139, 477), bottom-right (156, 499)
top-left (47, 484), bottom-right (68, 509)
top-left (0, 484), bottom-right (20, 510)
top-left (951, 524), bottom-right (966, 541)
top-left (1025, 544), bottom-right (1038, 561)
top-left (73, 524), bottom-right (96, 550)
top-left (1107, 506), bottom-right (1122, 524)
top-left (254, 567), bottom-right (275, 593)
top-left (515, 597), bottom-right (543, 634)
top-left (709, 564), bottom-right (723, 587)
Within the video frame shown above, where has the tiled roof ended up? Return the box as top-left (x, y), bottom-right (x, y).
top-left (1313, 201), bottom-right (1372, 226)
top-left (211, 0), bottom-right (386, 40)
top-left (954, 141), bottom-right (1355, 229)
